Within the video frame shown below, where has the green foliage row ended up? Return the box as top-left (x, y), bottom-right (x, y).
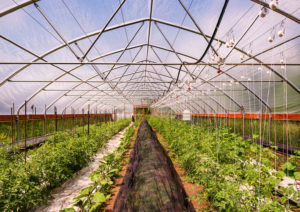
top-left (0, 115), bottom-right (110, 145)
top-left (61, 122), bottom-right (138, 212)
top-left (193, 116), bottom-right (300, 147)
top-left (149, 117), bottom-right (299, 211)
top-left (0, 119), bottom-right (130, 211)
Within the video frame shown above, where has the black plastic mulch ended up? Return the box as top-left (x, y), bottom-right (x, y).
top-left (113, 120), bottom-right (195, 212)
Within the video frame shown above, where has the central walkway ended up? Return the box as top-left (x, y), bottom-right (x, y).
top-left (36, 125), bottom-right (131, 212)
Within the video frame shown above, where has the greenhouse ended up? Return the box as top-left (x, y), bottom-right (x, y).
top-left (0, 0), bottom-right (299, 211)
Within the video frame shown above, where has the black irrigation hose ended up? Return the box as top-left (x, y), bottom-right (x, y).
top-left (175, 64), bottom-right (182, 84)
top-left (174, 0), bottom-right (229, 84)
top-left (195, 0), bottom-right (229, 64)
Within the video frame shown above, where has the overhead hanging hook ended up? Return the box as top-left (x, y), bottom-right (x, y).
top-left (278, 20), bottom-right (285, 37)
top-left (268, 27), bottom-right (276, 43)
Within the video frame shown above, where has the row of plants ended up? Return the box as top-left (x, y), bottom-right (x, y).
top-left (148, 116), bottom-right (299, 211)
top-left (0, 119), bottom-right (130, 211)
top-left (61, 122), bottom-right (138, 212)
top-left (193, 116), bottom-right (300, 147)
top-left (0, 115), bottom-right (111, 145)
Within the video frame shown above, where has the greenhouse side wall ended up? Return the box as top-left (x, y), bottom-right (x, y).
top-left (0, 113), bottom-right (112, 145)
top-left (193, 116), bottom-right (300, 148)
top-left (155, 112), bottom-right (300, 149)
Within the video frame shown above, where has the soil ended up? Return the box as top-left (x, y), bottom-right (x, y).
top-left (104, 125), bottom-right (139, 211)
top-left (113, 120), bottom-right (195, 212)
top-left (154, 129), bottom-right (211, 211)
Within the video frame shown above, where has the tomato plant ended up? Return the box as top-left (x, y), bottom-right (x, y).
top-left (0, 119), bottom-right (130, 211)
top-left (148, 117), bottom-right (298, 211)
top-left (61, 122), bottom-right (137, 211)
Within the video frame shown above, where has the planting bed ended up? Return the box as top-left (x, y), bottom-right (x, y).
top-left (114, 120), bottom-right (195, 212)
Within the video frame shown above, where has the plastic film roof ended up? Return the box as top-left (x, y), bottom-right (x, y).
top-left (0, 0), bottom-right (299, 114)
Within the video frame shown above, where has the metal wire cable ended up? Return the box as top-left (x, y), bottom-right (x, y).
top-left (10, 0), bottom-right (62, 44)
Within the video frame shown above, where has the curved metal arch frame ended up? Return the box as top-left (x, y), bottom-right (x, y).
top-left (163, 97), bottom-right (212, 114)
top-left (153, 18), bottom-right (299, 94)
top-left (1, 18), bottom-right (297, 113)
top-left (160, 94), bottom-right (217, 114)
top-left (67, 72), bottom-right (172, 113)
top-left (157, 88), bottom-right (228, 114)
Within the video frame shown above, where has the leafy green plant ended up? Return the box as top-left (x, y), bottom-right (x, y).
top-left (148, 117), bottom-right (297, 211)
top-left (62, 123), bottom-right (137, 211)
top-left (0, 119), bottom-right (130, 211)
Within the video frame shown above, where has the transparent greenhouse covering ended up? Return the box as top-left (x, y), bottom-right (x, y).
top-left (0, 0), bottom-right (299, 115)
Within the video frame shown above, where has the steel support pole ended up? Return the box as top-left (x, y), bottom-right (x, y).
top-left (16, 113), bottom-right (19, 143)
top-left (24, 100), bottom-right (27, 164)
top-left (54, 107), bottom-right (58, 132)
top-left (88, 105), bottom-right (90, 135)
top-left (242, 112), bottom-right (245, 137)
top-left (82, 109), bottom-right (84, 133)
top-left (44, 105), bottom-right (46, 135)
top-left (11, 106), bottom-right (14, 143)
top-left (269, 113), bottom-right (272, 144)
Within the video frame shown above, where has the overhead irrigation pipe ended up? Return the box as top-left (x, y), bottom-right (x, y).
top-left (195, 0), bottom-right (229, 64)
top-left (176, 0), bottom-right (229, 81)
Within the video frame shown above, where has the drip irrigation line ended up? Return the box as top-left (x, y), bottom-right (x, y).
top-left (194, 0), bottom-right (229, 64)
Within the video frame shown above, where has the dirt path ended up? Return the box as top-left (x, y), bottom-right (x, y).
top-left (35, 125), bottom-right (131, 212)
top-left (104, 125), bottom-right (139, 211)
top-left (154, 129), bottom-right (210, 211)
top-left (113, 120), bottom-right (195, 212)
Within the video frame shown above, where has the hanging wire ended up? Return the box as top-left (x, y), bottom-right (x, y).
top-left (10, 0), bottom-right (62, 43)
top-left (117, 0), bottom-right (133, 61)
top-left (283, 43), bottom-right (290, 210)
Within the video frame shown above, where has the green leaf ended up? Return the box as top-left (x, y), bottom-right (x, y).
top-left (109, 168), bottom-right (119, 173)
top-left (89, 173), bottom-right (101, 182)
top-left (281, 162), bottom-right (296, 172)
top-left (88, 203), bottom-right (102, 212)
top-left (80, 186), bottom-right (93, 195)
top-left (294, 172), bottom-right (300, 180)
top-left (92, 192), bottom-right (106, 203)
top-left (59, 208), bottom-right (76, 212)
top-left (100, 179), bottom-right (108, 185)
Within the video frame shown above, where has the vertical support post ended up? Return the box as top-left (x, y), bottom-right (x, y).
top-left (73, 108), bottom-right (75, 135)
top-left (34, 107), bottom-right (37, 140)
top-left (31, 105), bottom-right (34, 139)
top-left (88, 105), bottom-right (90, 135)
top-left (61, 110), bottom-right (64, 131)
top-left (11, 104), bottom-right (14, 144)
top-left (82, 109), bottom-right (84, 133)
top-left (96, 107), bottom-right (98, 125)
top-left (269, 113), bottom-right (272, 144)
top-left (133, 106), bottom-right (136, 122)
top-left (54, 106), bottom-right (58, 132)
top-left (94, 108), bottom-right (96, 126)
top-left (44, 105), bottom-right (46, 135)
top-left (214, 113), bottom-right (217, 128)
top-left (242, 110), bottom-right (245, 138)
top-left (24, 100), bottom-right (27, 164)
top-left (16, 112), bottom-right (19, 143)
top-left (142, 108), bottom-right (145, 121)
